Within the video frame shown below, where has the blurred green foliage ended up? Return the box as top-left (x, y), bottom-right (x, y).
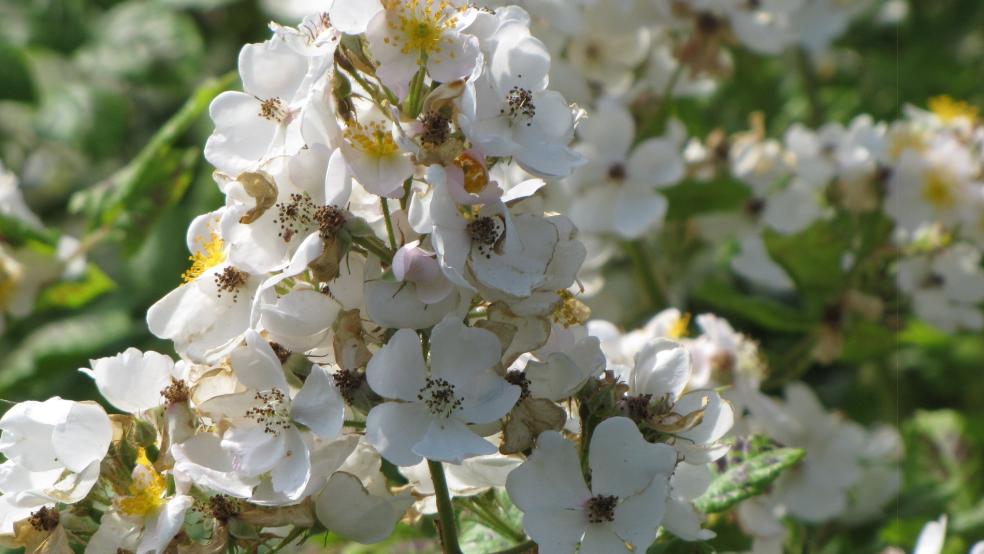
top-left (1, 0), bottom-right (983, 553)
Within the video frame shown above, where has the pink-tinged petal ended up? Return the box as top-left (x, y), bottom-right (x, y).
top-left (411, 418), bottom-right (496, 464)
top-left (588, 417), bottom-right (678, 498)
top-left (506, 431), bottom-right (589, 513)
top-left (365, 402), bottom-right (432, 467)
top-left (366, 329), bottom-right (427, 402)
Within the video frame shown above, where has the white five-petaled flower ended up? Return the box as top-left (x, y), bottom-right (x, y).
top-left (506, 417), bottom-right (678, 553)
top-left (365, 318), bottom-right (521, 465)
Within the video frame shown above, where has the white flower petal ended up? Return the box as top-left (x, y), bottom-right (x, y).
top-left (80, 349), bottom-right (174, 414)
top-left (52, 401), bottom-right (112, 473)
top-left (506, 431), bottom-right (589, 513)
top-left (365, 402), bottom-right (432, 467)
top-left (630, 339), bottom-right (692, 401)
top-left (588, 417), bottom-right (677, 499)
top-left (315, 471), bottom-right (414, 544)
top-left (366, 329), bottom-right (427, 402)
top-left (411, 418), bottom-right (497, 464)
top-left (291, 364), bottom-right (344, 439)
top-left (270, 428), bottom-right (311, 500)
top-left (612, 478), bottom-right (669, 549)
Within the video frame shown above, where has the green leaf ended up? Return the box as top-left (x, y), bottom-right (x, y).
top-left (763, 217), bottom-right (853, 304)
top-left (691, 279), bottom-right (814, 333)
top-left (0, 40), bottom-right (36, 103)
top-left (647, 539), bottom-right (715, 554)
top-left (0, 214), bottom-right (58, 246)
top-left (663, 178), bottom-right (752, 221)
top-left (694, 447), bottom-right (805, 513)
top-left (36, 264), bottom-right (116, 310)
top-left (0, 309), bottom-right (137, 400)
top-left (69, 71), bottom-right (236, 239)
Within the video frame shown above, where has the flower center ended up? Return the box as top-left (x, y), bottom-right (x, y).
top-left (585, 494), bottom-right (618, 523)
top-left (160, 378), bottom-right (190, 406)
top-left (551, 290), bottom-right (591, 328)
top-left (666, 313), bottom-right (691, 339)
top-left (28, 507), bottom-right (59, 532)
top-left (620, 393), bottom-right (653, 423)
top-left (500, 87), bottom-right (536, 126)
top-left (344, 121), bottom-right (400, 158)
top-left (208, 495), bottom-right (242, 524)
top-left (118, 448), bottom-right (168, 518)
top-left (928, 95), bottom-right (978, 122)
top-left (182, 232), bottom-right (225, 283)
top-left (245, 389), bottom-right (292, 435)
top-left (467, 216), bottom-right (504, 259)
top-left (417, 377), bottom-right (462, 417)
top-left (386, 0), bottom-right (458, 55)
top-left (420, 110), bottom-right (452, 146)
top-left (274, 193), bottom-right (347, 242)
top-left (505, 370), bottom-right (531, 401)
top-left (214, 266), bottom-right (249, 301)
top-left (334, 368), bottom-right (367, 405)
top-left (921, 170), bottom-right (957, 208)
top-left (607, 163), bottom-right (627, 182)
top-left (258, 97), bottom-right (289, 123)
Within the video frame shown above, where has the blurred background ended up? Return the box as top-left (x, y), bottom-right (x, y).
top-left (2, 0), bottom-right (984, 552)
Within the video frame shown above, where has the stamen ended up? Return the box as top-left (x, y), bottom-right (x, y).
top-left (383, 0), bottom-right (460, 56)
top-left (214, 266), bottom-right (249, 301)
top-left (333, 369), bottom-right (366, 405)
top-left (28, 507), bottom-right (59, 532)
top-left (245, 389), bottom-right (292, 435)
top-left (258, 97), bottom-right (289, 123)
top-left (416, 377), bottom-right (462, 417)
top-left (161, 378), bottom-right (190, 406)
top-left (620, 393), bottom-right (653, 423)
top-left (585, 494), bottom-right (618, 523)
top-left (344, 121), bottom-right (400, 158)
top-left (420, 110), bottom-right (452, 146)
top-left (182, 232), bottom-right (225, 283)
top-left (505, 370), bottom-right (531, 401)
top-left (551, 290), bottom-right (591, 328)
top-left (467, 216), bottom-right (504, 259)
top-left (500, 87), bottom-right (536, 126)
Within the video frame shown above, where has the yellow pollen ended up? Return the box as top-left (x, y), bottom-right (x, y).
top-left (385, 0), bottom-right (458, 55)
top-left (551, 290), bottom-right (591, 328)
top-left (928, 95), bottom-right (978, 123)
top-left (344, 121), bottom-right (400, 158)
top-left (888, 130), bottom-right (926, 160)
top-left (666, 313), bottom-right (692, 339)
top-left (455, 152), bottom-right (489, 194)
top-left (921, 170), bottom-right (956, 208)
top-left (117, 448), bottom-right (167, 518)
top-left (182, 232), bottom-right (226, 283)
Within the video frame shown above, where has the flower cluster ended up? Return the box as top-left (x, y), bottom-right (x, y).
top-left (0, 2), bottom-right (923, 553)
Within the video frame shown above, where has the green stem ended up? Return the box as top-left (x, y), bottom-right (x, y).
top-left (489, 540), bottom-right (537, 554)
top-left (343, 419), bottom-right (366, 429)
top-left (464, 499), bottom-right (524, 542)
top-left (428, 460), bottom-right (462, 554)
top-left (623, 239), bottom-right (666, 311)
top-left (381, 198), bottom-right (398, 251)
top-left (352, 235), bottom-right (394, 265)
top-left (405, 65), bottom-right (427, 118)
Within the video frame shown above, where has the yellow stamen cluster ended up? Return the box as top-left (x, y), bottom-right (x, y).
top-left (344, 121), bottom-right (400, 158)
top-left (118, 448), bottom-right (167, 518)
top-left (666, 313), bottom-right (692, 339)
top-left (384, 0), bottom-right (458, 56)
top-left (921, 169), bottom-right (957, 209)
top-left (888, 130), bottom-right (926, 161)
top-left (551, 290), bottom-right (591, 328)
top-left (928, 95), bottom-right (978, 123)
top-left (182, 232), bottom-right (226, 283)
